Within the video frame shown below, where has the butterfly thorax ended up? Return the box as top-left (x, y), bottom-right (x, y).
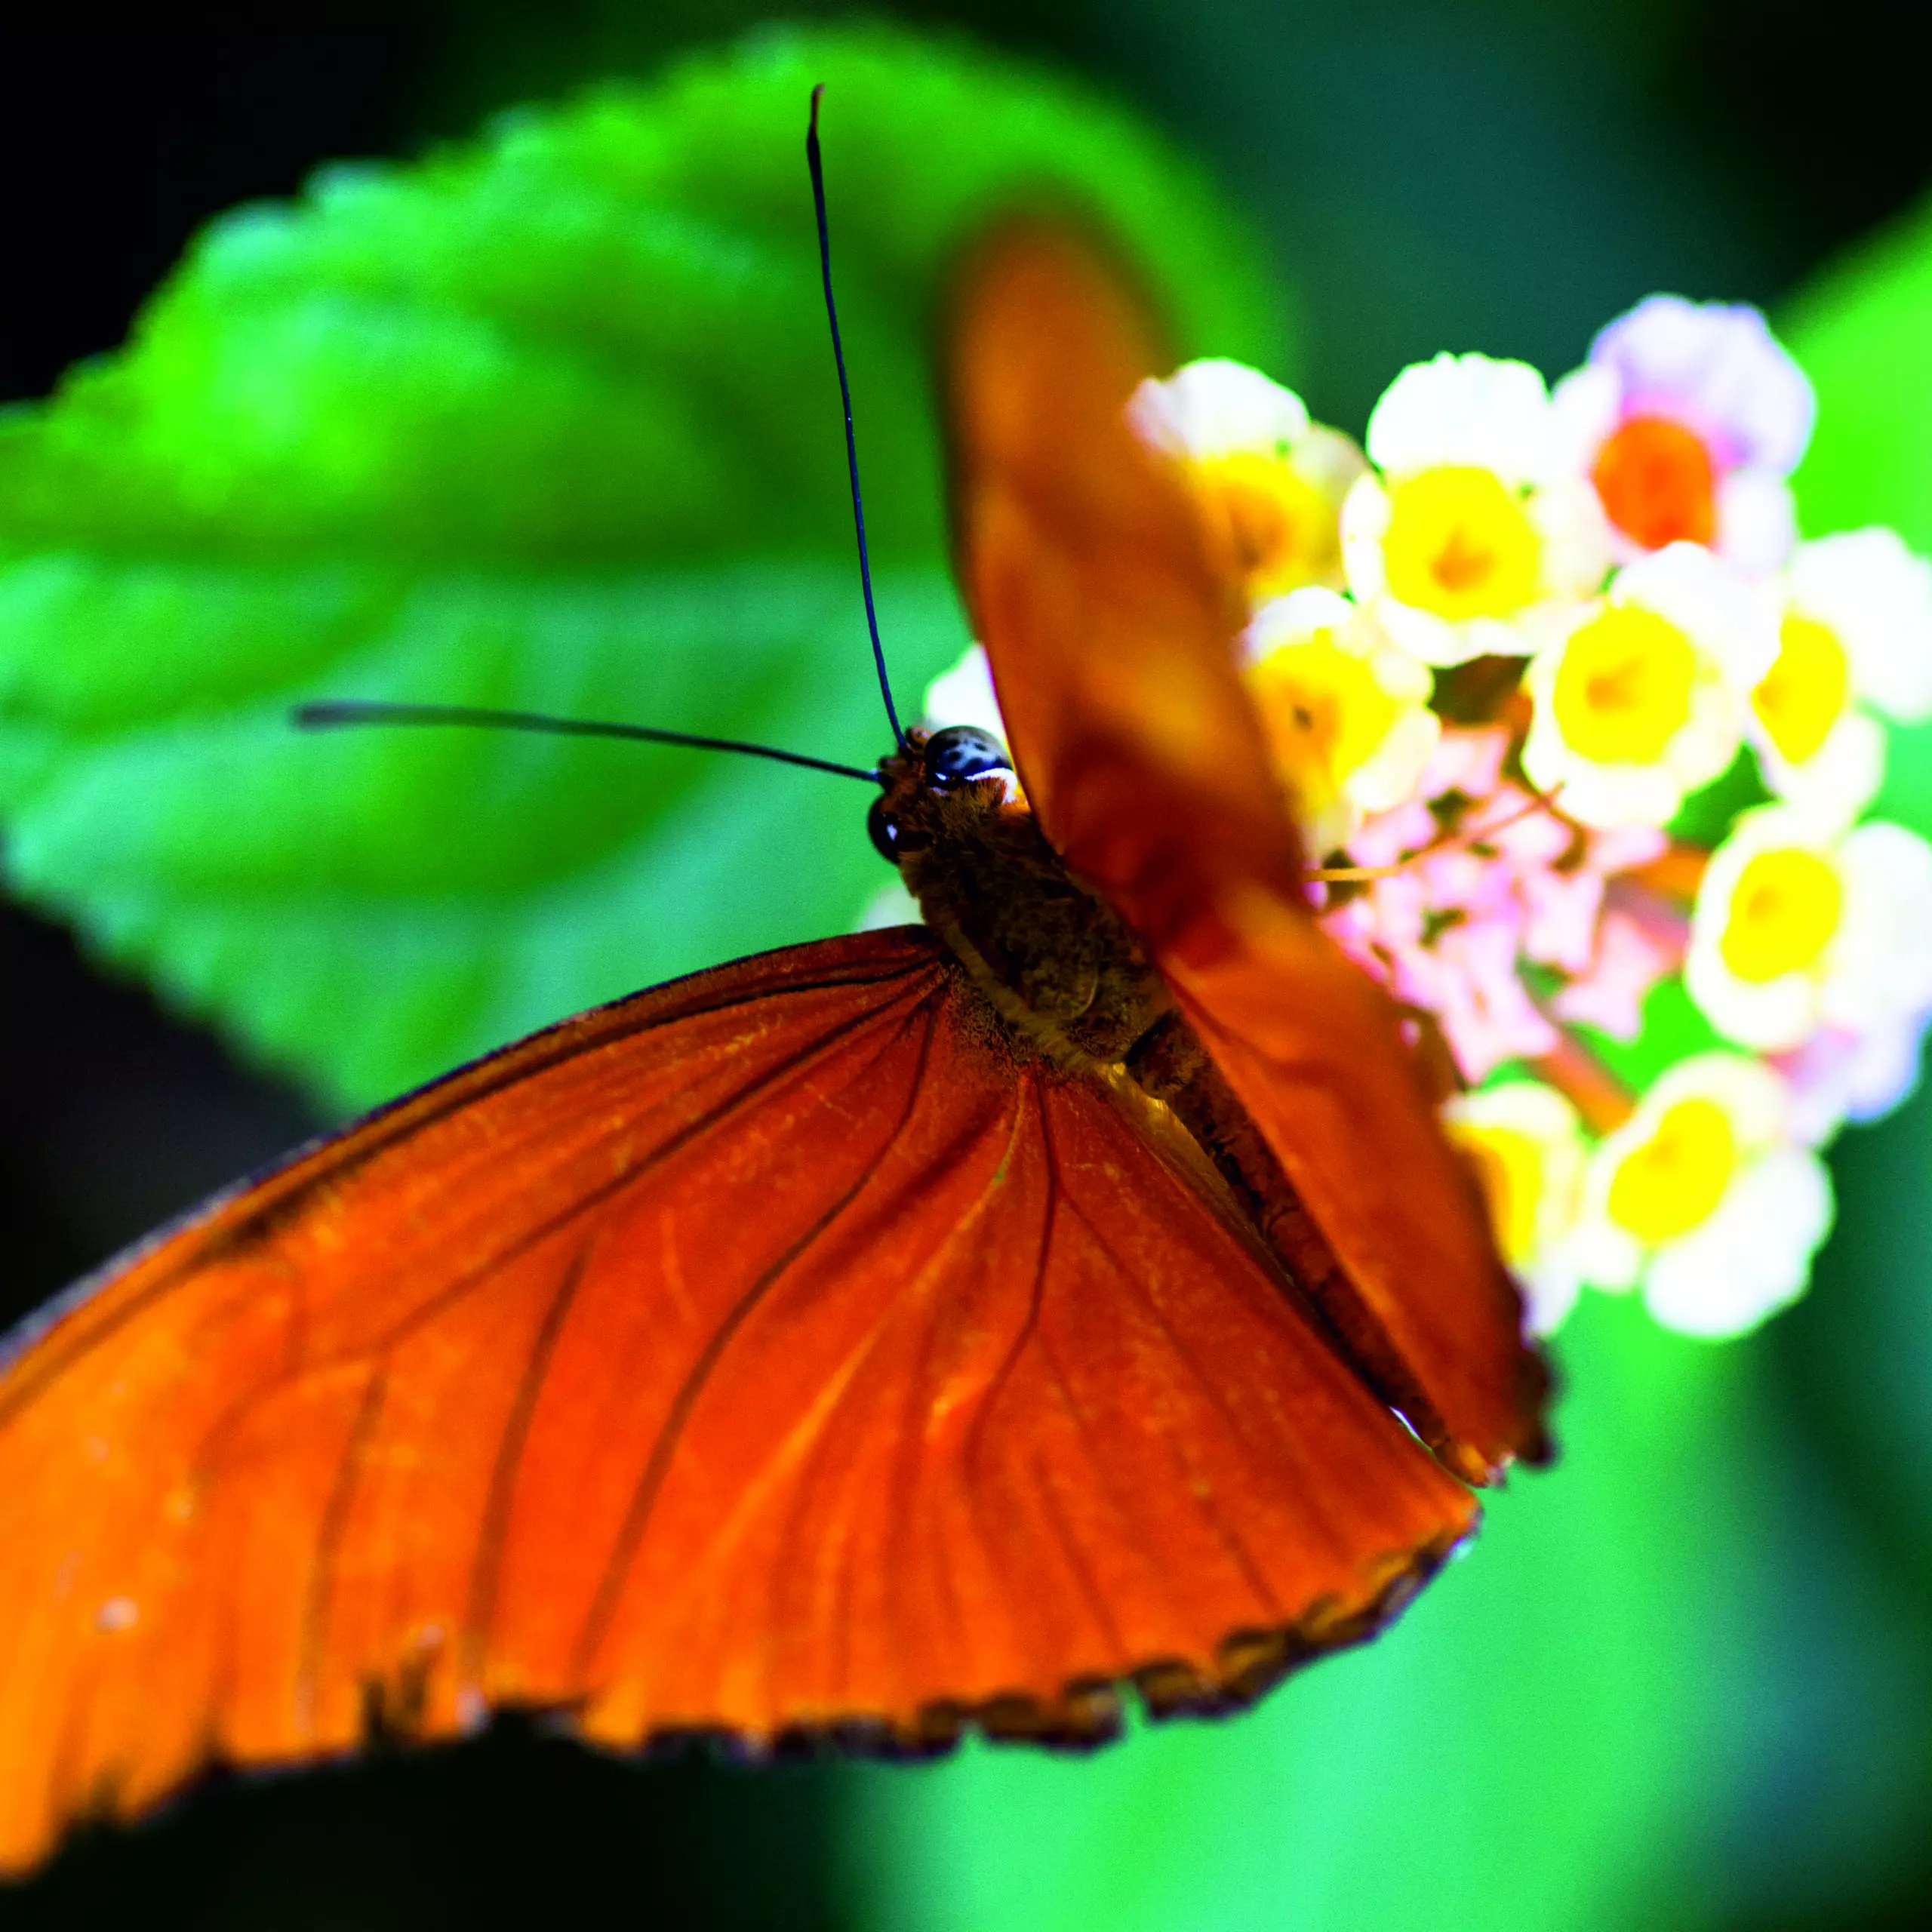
top-left (874, 734), bottom-right (1171, 1069)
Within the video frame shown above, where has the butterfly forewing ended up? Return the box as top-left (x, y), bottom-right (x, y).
top-left (944, 225), bottom-right (1549, 1481)
top-left (942, 224), bottom-right (1299, 944)
top-left (0, 928), bottom-right (1472, 1875)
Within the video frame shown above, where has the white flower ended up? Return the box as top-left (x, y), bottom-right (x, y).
top-left (1521, 543), bottom-right (1777, 826)
top-left (1686, 806), bottom-right (1932, 1053)
top-left (1132, 358), bottom-right (1310, 455)
top-left (1748, 528), bottom-right (1932, 826)
top-left (921, 644), bottom-right (1007, 740)
top-left (1366, 353), bottom-right (1562, 482)
top-left (1573, 1053), bottom-right (1832, 1338)
top-left (1443, 1081), bottom-right (1588, 1334)
top-left (1342, 352), bottom-right (1611, 666)
top-left (1240, 588), bottom-right (1439, 852)
top-left (1132, 359), bottom-right (1367, 598)
top-left (1552, 296), bottom-right (1814, 575)
top-left (1775, 1008), bottom-right (1932, 1146)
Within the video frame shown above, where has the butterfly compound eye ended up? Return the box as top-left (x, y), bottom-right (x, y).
top-left (868, 795), bottom-right (904, 863)
top-left (922, 725), bottom-right (1013, 788)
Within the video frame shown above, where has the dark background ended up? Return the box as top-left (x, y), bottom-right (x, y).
top-left (3, 7), bottom-right (1931, 1926)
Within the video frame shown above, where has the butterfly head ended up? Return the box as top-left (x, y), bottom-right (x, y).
top-left (867, 724), bottom-right (1020, 864)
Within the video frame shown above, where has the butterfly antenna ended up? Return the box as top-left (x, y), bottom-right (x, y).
top-left (807, 84), bottom-right (907, 749)
top-left (292, 701), bottom-right (881, 783)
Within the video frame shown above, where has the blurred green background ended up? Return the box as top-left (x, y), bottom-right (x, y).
top-left (3, 7), bottom-right (1932, 1928)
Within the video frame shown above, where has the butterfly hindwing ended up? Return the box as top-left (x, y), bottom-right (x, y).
top-left (1162, 903), bottom-right (1552, 1480)
top-left (0, 927), bottom-right (1472, 1875)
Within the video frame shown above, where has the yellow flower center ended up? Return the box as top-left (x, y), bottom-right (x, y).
top-left (1607, 1097), bottom-right (1737, 1244)
top-left (1381, 465), bottom-right (1543, 620)
top-left (1718, 847), bottom-right (1843, 983)
top-left (1246, 631), bottom-right (1400, 823)
top-left (1453, 1123), bottom-right (1544, 1263)
top-left (1752, 614), bottom-right (1851, 767)
top-left (1192, 451), bottom-right (1340, 598)
top-left (1551, 605), bottom-right (1697, 764)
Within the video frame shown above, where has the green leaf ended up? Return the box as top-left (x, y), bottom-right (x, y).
top-left (0, 23), bottom-right (1287, 1108)
top-left (1788, 192), bottom-right (1932, 557)
top-left (844, 1296), bottom-right (1932, 1932)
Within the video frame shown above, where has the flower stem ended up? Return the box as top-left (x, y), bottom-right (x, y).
top-left (1531, 1031), bottom-right (1636, 1134)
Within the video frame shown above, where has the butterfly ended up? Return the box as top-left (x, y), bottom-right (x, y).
top-left (0, 119), bottom-right (1548, 1877)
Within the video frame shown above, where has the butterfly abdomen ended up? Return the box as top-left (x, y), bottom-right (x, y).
top-left (1124, 1009), bottom-right (1452, 1443)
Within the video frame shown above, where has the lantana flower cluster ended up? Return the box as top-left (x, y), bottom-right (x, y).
top-left (909, 297), bottom-right (1932, 1344)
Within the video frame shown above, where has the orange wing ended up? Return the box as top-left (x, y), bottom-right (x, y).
top-left (0, 927), bottom-right (1472, 1875)
top-left (944, 226), bottom-right (1547, 1483)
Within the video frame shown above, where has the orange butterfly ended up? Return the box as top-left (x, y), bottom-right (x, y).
top-left (0, 104), bottom-right (1548, 1877)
